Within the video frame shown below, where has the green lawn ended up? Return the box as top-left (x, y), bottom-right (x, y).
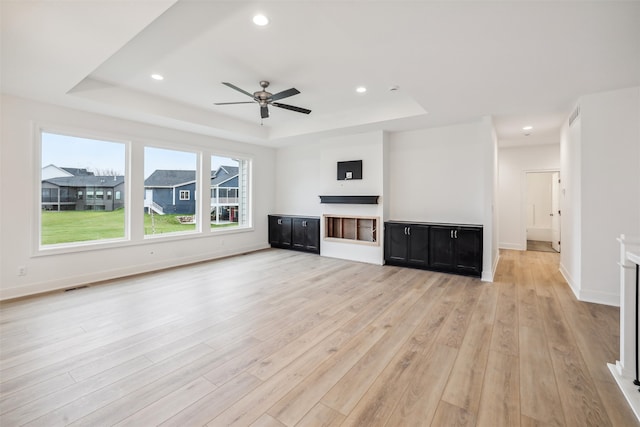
top-left (41, 210), bottom-right (238, 245)
top-left (42, 209), bottom-right (126, 245)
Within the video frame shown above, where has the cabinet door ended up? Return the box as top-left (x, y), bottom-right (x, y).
top-left (407, 224), bottom-right (429, 266)
top-left (291, 218), bottom-right (307, 250)
top-left (429, 226), bottom-right (455, 269)
top-left (279, 217), bottom-right (292, 247)
top-left (269, 216), bottom-right (292, 247)
top-left (268, 216), bottom-right (281, 245)
top-left (455, 227), bottom-right (482, 276)
top-left (304, 219), bottom-right (320, 253)
top-left (386, 223), bottom-right (408, 262)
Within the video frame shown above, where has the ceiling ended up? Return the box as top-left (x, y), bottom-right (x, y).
top-left (2, 1), bottom-right (639, 148)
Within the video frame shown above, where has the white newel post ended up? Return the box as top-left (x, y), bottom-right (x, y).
top-left (610, 234), bottom-right (640, 421)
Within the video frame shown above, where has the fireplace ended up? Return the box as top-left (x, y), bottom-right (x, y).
top-left (324, 215), bottom-right (379, 245)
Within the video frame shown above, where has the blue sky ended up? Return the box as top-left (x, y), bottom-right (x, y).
top-left (42, 132), bottom-right (237, 179)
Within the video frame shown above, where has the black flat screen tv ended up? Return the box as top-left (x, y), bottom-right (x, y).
top-left (337, 160), bottom-right (362, 180)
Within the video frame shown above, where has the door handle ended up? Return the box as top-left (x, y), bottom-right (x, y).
top-left (407, 227), bottom-right (411, 236)
top-left (404, 227), bottom-right (407, 235)
top-left (454, 230), bottom-right (458, 239)
top-left (278, 219), bottom-right (282, 225)
top-left (450, 230), bottom-right (453, 238)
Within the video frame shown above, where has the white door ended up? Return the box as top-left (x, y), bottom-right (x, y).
top-left (145, 189), bottom-right (153, 207)
top-left (551, 172), bottom-right (561, 252)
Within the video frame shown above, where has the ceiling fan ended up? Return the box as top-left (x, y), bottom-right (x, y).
top-left (214, 81), bottom-right (311, 119)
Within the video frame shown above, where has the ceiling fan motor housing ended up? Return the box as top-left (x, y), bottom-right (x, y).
top-left (216, 80), bottom-right (311, 118)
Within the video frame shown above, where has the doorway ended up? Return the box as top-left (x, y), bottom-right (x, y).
top-left (525, 171), bottom-right (560, 253)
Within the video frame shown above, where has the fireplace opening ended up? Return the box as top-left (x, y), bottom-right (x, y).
top-left (324, 215), bottom-right (378, 245)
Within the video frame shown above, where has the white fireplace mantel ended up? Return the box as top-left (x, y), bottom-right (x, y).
top-left (609, 234), bottom-right (640, 421)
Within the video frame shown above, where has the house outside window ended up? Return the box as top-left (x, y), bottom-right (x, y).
top-left (144, 146), bottom-right (197, 236)
top-left (40, 131), bottom-right (126, 246)
top-left (210, 157), bottom-right (249, 228)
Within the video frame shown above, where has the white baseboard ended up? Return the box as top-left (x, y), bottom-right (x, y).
top-left (559, 262), bottom-right (579, 299)
top-left (559, 262), bottom-right (620, 307)
top-left (609, 362), bottom-right (640, 423)
top-left (499, 242), bottom-right (525, 251)
top-left (481, 250), bottom-right (500, 282)
top-left (576, 288), bottom-right (620, 307)
top-left (0, 243), bottom-right (270, 301)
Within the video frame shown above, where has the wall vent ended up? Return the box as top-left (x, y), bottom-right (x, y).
top-left (569, 105), bottom-right (580, 127)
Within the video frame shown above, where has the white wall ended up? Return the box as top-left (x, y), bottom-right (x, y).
top-left (275, 119), bottom-right (498, 279)
top-left (561, 86), bottom-right (640, 306)
top-left (275, 130), bottom-right (387, 265)
top-left (318, 132), bottom-right (387, 265)
top-left (560, 113), bottom-right (582, 294)
top-left (389, 122), bottom-right (486, 224)
top-left (388, 117), bottom-right (497, 280)
top-left (0, 95), bottom-right (276, 300)
top-left (580, 87), bottom-right (640, 305)
top-left (498, 144), bottom-right (560, 250)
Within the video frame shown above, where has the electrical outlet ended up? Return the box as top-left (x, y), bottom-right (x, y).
top-left (17, 266), bottom-right (26, 276)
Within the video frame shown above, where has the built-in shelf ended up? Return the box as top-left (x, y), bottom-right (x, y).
top-left (324, 215), bottom-right (378, 245)
top-left (319, 195), bottom-right (379, 204)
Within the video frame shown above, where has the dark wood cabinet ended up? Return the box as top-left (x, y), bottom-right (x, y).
top-left (384, 221), bottom-right (482, 277)
top-left (429, 225), bottom-right (483, 276)
top-left (269, 215), bottom-right (292, 248)
top-left (292, 217), bottom-right (320, 253)
top-left (268, 215), bottom-right (320, 254)
top-left (385, 223), bottom-right (429, 267)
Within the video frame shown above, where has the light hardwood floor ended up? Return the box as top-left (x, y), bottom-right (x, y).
top-left (0, 249), bottom-right (637, 426)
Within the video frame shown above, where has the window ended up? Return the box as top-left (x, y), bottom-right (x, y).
top-left (40, 131), bottom-right (126, 246)
top-left (144, 147), bottom-right (197, 236)
top-left (39, 130), bottom-right (252, 250)
top-left (211, 156), bottom-right (249, 228)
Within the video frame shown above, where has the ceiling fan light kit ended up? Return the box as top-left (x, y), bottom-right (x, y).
top-left (215, 81), bottom-right (311, 120)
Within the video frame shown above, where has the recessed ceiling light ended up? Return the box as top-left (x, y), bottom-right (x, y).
top-left (151, 74), bottom-right (164, 81)
top-left (356, 86), bottom-right (367, 93)
top-left (253, 14), bottom-right (269, 26)
top-left (522, 125), bottom-right (533, 131)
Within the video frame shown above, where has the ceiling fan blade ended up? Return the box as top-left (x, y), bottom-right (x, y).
top-left (272, 102), bottom-right (311, 115)
top-left (214, 101), bottom-right (255, 105)
top-left (261, 105), bottom-right (269, 119)
top-left (270, 88), bottom-right (300, 101)
top-left (222, 82), bottom-right (255, 98)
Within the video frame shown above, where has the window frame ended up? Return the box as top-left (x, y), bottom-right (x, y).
top-left (34, 124), bottom-right (254, 257)
top-left (36, 127), bottom-right (131, 253)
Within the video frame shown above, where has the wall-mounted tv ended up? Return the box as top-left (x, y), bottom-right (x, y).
top-left (337, 160), bottom-right (362, 180)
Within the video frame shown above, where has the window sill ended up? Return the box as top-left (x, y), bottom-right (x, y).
top-left (33, 225), bottom-right (254, 258)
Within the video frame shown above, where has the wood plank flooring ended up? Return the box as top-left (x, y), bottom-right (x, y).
top-left (0, 248), bottom-right (637, 426)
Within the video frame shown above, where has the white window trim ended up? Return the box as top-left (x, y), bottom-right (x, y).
top-left (33, 123), bottom-right (254, 256)
top-left (35, 125), bottom-right (131, 254)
